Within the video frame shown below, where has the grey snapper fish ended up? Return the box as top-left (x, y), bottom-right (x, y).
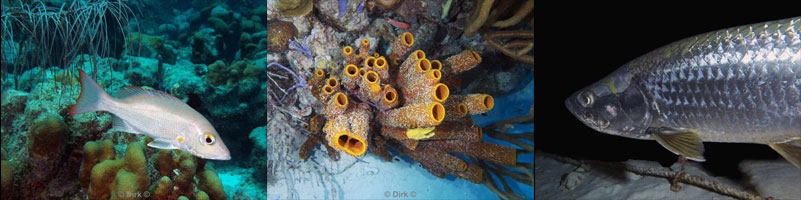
top-left (565, 17), bottom-right (801, 168)
top-left (70, 69), bottom-right (231, 160)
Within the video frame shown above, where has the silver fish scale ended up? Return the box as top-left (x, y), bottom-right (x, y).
top-left (628, 17), bottom-right (801, 143)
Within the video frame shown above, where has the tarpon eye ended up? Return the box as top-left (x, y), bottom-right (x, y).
top-left (578, 92), bottom-right (594, 107)
top-left (203, 133), bottom-right (215, 145)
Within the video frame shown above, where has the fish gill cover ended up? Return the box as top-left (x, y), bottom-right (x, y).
top-left (264, 0), bottom-right (533, 199)
top-left (2, 0), bottom-right (269, 199)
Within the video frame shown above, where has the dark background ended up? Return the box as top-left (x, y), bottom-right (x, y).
top-left (534, 3), bottom-right (799, 179)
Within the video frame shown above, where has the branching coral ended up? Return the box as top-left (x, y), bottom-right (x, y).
top-left (485, 31), bottom-right (534, 64)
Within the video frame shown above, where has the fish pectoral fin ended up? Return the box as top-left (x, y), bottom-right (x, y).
top-left (147, 140), bottom-right (178, 150)
top-left (650, 127), bottom-right (706, 162)
top-left (768, 138), bottom-right (801, 169)
top-left (111, 116), bottom-right (140, 134)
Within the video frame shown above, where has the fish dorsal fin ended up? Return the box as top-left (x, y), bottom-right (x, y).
top-left (769, 138), bottom-right (801, 169)
top-left (650, 127), bottom-right (706, 162)
top-left (147, 140), bottom-right (179, 150)
top-left (116, 87), bottom-right (183, 103)
top-left (111, 115), bottom-right (141, 134)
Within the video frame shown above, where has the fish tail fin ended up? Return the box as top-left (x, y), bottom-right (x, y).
top-left (69, 69), bottom-right (113, 115)
top-left (769, 139), bottom-right (801, 169)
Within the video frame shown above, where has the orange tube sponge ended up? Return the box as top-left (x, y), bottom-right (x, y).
top-left (359, 38), bottom-right (371, 56)
top-left (430, 60), bottom-right (443, 71)
top-left (444, 103), bottom-right (469, 120)
top-left (453, 164), bottom-right (484, 184)
top-left (357, 71), bottom-right (382, 103)
top-left (319, 85), bottom-right (337, 104)
top-left (314, 69), bottom-right (326, 79)
top-left (324, 92), bottom-right (349, 119)
top-left (377, 102), bottom-right (445, 128)
top-left (389, 32), bottom-right (415, 66)
top-left (325, 77), bottom-right (339, 88)
top-left (406, 69), bottom-right (441, 91)
top-left (395, 54), bottom-right (431, 88)
top-left (426, 121), bottom-right (482, 142)
top-left (363, 56), bottom-right (376, 70)
top-left (323, 103), bottom-right (371, 157)
top-left (374, 56), bottom-right (390, 84)
top-left (341, 64), bottom-right (360, 89)
top-left (445, 50), bottom-right (482, 74)
top-left (427, 140), bottom-right (517, 166)
top-left (403, 83), bottom-right (449, 105)
top-left (343, 46), bottom-right (357, 65)
top-left (397, 50), bottom-right (426, 87)
top-left (378, 85), bottom-right (400, 110)
top-left (405, 144), bottom-right (467, 172)
top-left (380, 126), bottom-right (419, 150)
top-left (449, 94), bottom-right (494, 114)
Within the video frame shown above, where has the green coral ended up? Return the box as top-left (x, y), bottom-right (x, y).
top-left (207, 17), bottom-right (230, 34)
top-left (206, 60), bottom-right (228, 86)
top-left (80, 139), bottom-right (116, 188)
top-left (195, 191), bottom-right (210, 200)
top-left (152, 176), bottom-right (172, 200)
top-left (198, 165), bottom-right (226, 200)
top-left (152, 150), bottom-right (175, 177)
top-left (86, 142), bottom-right (149, 200)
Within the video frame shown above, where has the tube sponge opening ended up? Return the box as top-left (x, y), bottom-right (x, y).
top-left (314, 69), bottom-right (325, 79)
top-left (375, 56), bottom-right (387, 69)
top-left (326, 77), bottom-right (339, 88)
top-left (432, 84), bottom-right (450, 103)
top-left (429, 103), bottom-right (445, 123)
top-left (402, 32), bottom-right (414, 47)
top-left (343, 46), bottom-right (353, 55)
top-left (431, 60), bottom-right (443, 71)
top-left (334, 93), bottom-right (348, 108)
top-left (345, 65), bottom-right (358, 76)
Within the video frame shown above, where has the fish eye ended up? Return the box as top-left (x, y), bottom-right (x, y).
top-left (578, 91), bottom-right (594, 107)
top-left (203, 133), bottom-right (215, 145)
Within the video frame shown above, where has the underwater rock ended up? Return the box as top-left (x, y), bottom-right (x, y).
top-left (271, 0), bottom-right (313, 17)
top-left (266, 20), bottom-right (298, 52)
top-left (315, 0), bottom-right (370, 32)
top-left (739, 160), bottom-right (801, 199)
top-left (0, 89), bottom-right (28, 133)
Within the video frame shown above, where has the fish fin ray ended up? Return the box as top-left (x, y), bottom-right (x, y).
top-left (651, 127), bottom-right (706, 161)
top-left (147, 140), bottom-right (179, 150)
top-left (111, 115), bottom-right (141, 134)
top-left (69, 69), bottom-right (113, 115)
top-left (769, 138), bottom-right (801, 169)
top-left (117, 87), bottom-right (183, 103)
